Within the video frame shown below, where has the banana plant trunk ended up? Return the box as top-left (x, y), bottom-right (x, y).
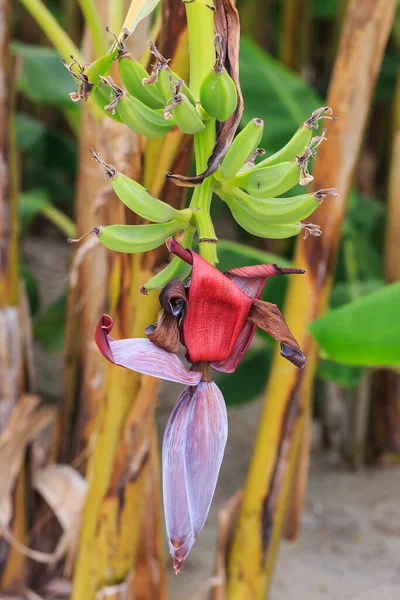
top-left (226, 1), bottom-right (397, 598)
top-left (0, 0), bottom-right (34, 588)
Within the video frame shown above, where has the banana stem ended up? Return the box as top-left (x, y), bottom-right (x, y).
top-left (19, 0), bottom-right (83, 62)
top-left (184, 0), bottom-right (217, 265)
top-left (77, 0), bottom-right (106, 58)
top-left (185, 0), bottom-right (216, 99)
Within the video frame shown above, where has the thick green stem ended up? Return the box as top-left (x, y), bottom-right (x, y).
top-left (77, 0), bottom-right (106, 58)
top-left (185, 0), bottom-right (216, 99)
top-left (19, 0), bottom-right (82, 62)
top-left (185, 0), bottom-right (217, 264)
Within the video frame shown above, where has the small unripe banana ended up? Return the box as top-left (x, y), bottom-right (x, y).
top-left (216, 190), bottom-right (322, 239)
top-left (219, 118), bottom-right (264, 179)
top-left (95, 221), bottom-right (185, 253)
top-left (62, 54), bottom-right (124, 122)
top-left (118, 52), bottom-right (165, 109)
top-left (90, 149), bottom-right (194, 223)
top-left (142, 42), bottom-right (196, 106)
top-left (232, 161), bottom-right (301, 198)
top-left (140, 255), bottom-right (192, 294)
top-left (199, 34), bottom-right (237, 122)
top-left (256, 106), bottom-right (333, 168)
top-left (140, 228), bottom-right (195, 294)
top-left (90, 80), bottom-right (124, 123)
top-left (101, 76), bottom-right (174, 138)
top-left (164, 81), bottom-right (205, 134)
top-left (228, 187), bottom-right (338, 225)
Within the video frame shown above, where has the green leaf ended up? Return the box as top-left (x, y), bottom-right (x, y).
top-left (19, 188), bottom-right (51, 229)
top-left (217, 239), bottom-right (291, 271)
top-left (216, 346), bottom-right (272, 406)
top-left (311, 0), bottom-right (337, 19)
top-left (329, 278), bottom-right (385, 309)
top-left (15, 113), bottom-right (46, 151)
top-left (310, 282), bottom-right (400, 366)
top-left (239, 37), bottom-right (322, 155)
top-left (317, 360), bottom-right (363, 389)
top-left (33, 293), bottom-right (66, 352)
top-left (12, 42), bottom-right (77, 107)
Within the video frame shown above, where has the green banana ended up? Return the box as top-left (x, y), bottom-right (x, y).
top-left (140, 228), bottom-right (195, 293)
top-left (90, 149), bottom-right (194, 223)
top-left (118, 52), bottom-right (165, 109)
top-left (90, 80), bottom-right (124, 123)
top-left (62, 54), bottom-right (124, 122)
top-left (200, 69), bottom-right (237, 122)
top-left (232, 161), bottom-right (301, 198)
top-left (199, 34), bottom-right (237, 122)
top-left (164, 81), bottom-right (205, 134)
top-left (227, 186), bottom-right (338, 225)
top-left (102, 27), bottom-right (164, 110)
top-left (143, 42), bottom-right (196, 106)
top-left (219, 118), bottom-right (264, 179)
top-left (100, 76), bottom-right (174, 138)
top-left (216, 190), bottom-right (322, 239)
top-left (256, 106), bottom-right (333, 168)
top-left (95, 221), bottom-right (185, 253)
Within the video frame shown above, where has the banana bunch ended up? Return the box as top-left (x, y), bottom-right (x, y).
top-left (89, 149), bottom-right (193, 253)
top-left (213, 107), bottom-right (337, 239)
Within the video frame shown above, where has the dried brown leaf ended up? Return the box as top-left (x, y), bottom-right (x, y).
top-left (0, 395), bottom-right (55, 525)
top-left (247, 299), bottom-right (306, 368)
top-left (33, 464), bottom-right (87, 573)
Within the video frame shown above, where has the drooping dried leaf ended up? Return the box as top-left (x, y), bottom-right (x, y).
top-left (166, 0), bottom-right (243, 186)
top-left (33, 464), bottom-right (87, 573)
top-left (247, 299), bottom-right (306, 368)
top-left (0, 395), bottom-right (55, 525)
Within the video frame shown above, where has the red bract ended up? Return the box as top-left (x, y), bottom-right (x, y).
top-left (94, 238), bottom-right (306, 573)
top-left (167, 237), bottom-right (306, 371)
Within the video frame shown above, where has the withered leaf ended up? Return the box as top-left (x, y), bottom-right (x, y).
top-left (247, 299), bottom-right (306, 368)
top-left (0, 395), bottom-right (55, 525)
